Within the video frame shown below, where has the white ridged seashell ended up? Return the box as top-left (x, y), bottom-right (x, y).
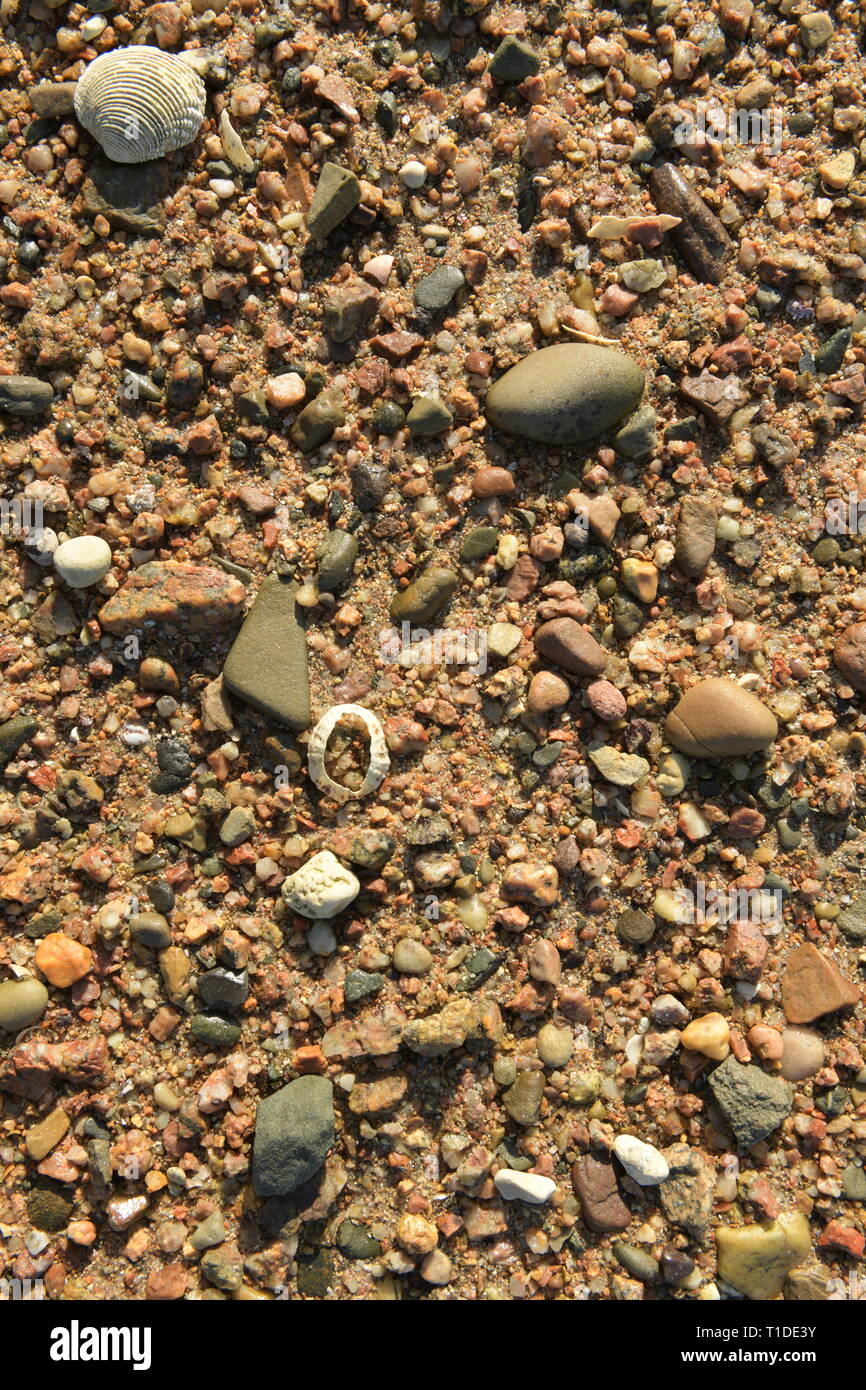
top-left (74, 46), bottom-right (206, 164)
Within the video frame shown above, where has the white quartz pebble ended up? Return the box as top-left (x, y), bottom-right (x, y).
top-left (612, 1134), bottom-right (670, 1186)
top-left (399, 160), bottom-right (427, 188)
top-left (493, 1169), bottom-right (556, 1204)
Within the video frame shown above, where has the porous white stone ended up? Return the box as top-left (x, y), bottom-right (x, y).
top-left (53, 535), bottom-right (112, 588)
top-left (281, 850), bottom-right (359, 920)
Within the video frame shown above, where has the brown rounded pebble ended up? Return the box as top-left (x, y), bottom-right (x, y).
top-left (834, 623), bottom-right (866, 691)
top-left (586, 680), bottom-right (627, 721)
top-left (527, 670), bottom-right (571, 714)
top-left (533, 618), bottom-right (608, 678)
top-left (664, 678), bottom-right (777, 758)
top-left (472, 467), bottom-right (516, 498)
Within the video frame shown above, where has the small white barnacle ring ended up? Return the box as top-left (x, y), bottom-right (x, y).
top-left (307, 703), bottom-right (390, 802)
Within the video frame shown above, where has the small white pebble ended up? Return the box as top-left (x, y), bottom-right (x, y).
top-left (399, 160), bottom-right (427, 188)
top-left (53, 535), bottom-right (112, 589)
top-left (493, 1170), bottom-right (557, 1204)
top-left (119, 722), bottom-right (150, 748)
top-left (80, 14), bottom-right (107, 39)
top-left (209, 179), bottom-right (237, 199)
top-left (613, 1135), bottom-right (670, 1186)
top-left (307, 921), bottom-right (337, 955)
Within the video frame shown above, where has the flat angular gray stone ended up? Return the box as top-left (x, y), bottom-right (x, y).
top-left (30, 81), bottom-right (78, 117)
top-left (414, 266), bottom-right (465, 311)
top-left (676, 495), bottom-right (718, 577)
top-left (490, 35), bottom-right (541, 83)
top-left (223, 575), bottom-right (310, 730)
top-left (307, 161), bottom-right (361, 239)
top-left (0, 376), bottom-right (53, 418)
top-left (708, 1055), bottom-right (792, 1148)
top-left (82, 160), bottom-right (168, 234)
top-left (838, 892), bottom-right (866, 941)
top-left (252, 1075), bottom-right (335, 1196)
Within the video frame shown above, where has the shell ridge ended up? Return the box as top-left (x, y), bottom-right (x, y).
top-left (74, 46), bottom-right (206, 164)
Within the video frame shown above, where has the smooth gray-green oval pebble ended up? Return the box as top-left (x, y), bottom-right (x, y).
top-left (290, 394), bottom-right (345, 453)
top-left (485, 344), bottom-right (644, 447)
top-left (129, 912), bottom-right (172, 949)
top-left (460, 526), bottom-right (498, 561)
top-left (614, 1242), bottom-right (660, 1282)
top-left (392, 939), bottom-right (433, 975)
top-left (0, 977), bottom-right (49, 1031)
top-left (390, 566), bottom-right (458, 623)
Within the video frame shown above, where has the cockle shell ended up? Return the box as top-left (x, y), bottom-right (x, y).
top-left (74, 46), bottom-right (206, 164)
top-left (307, 704), bottom-right (390, 802)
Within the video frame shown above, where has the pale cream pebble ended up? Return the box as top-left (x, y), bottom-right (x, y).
top-left (122, 331), bottom-right (153, 365)
top-left (363, 254), bottom-right (394, 285)
top-left (680, 1012), bottom-right (730, 1060)
top-left (496, 534), bottom-right (520, 570)
top-left (420, 1249), bottom-right (452, 1284)
top-left (265, 372), bottom-right (306, 409)
top-left (396, 1212), bottom-right (438, 1255)
top-left (26, 144), bottom-right (54, 172)
top-left (399, 160), bottom-right (427, 188)
top-left (612, 1135), bottom-right (670, 1186)
top-left (494, 1170), bottom-right (557, 1203)
top-left (281, 851), bottom-right (360, 920)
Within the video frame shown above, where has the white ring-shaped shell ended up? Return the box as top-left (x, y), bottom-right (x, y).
top-left (74, 46), bottom-right (206, 164)
top-left (307, 704), bottom-right (390, 802)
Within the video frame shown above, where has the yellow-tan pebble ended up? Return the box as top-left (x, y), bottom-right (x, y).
top-left (716, 1213), bottom-right (810, 1300)
top-left (396, 1212), bottom-right (438, 1255)
top-left (679, 1011), bottom-right (730, 1060)
top-left (66, 1220), bottom-right (98, 1247)
top-left (34, 931), bottom-right (93, 987)
top-left (621, 557), bottom-right (659, 604)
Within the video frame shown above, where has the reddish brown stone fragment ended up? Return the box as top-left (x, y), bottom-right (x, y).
top-left (572, 1153), bottom-right (631, 1233)
top-left (98, 563), bottom-right (247, 636)
top-left (781, 943), bottom-right (859, 1023)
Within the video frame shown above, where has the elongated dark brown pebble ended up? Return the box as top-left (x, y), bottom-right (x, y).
top-left (648, 163), bottom-right (732, 283)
